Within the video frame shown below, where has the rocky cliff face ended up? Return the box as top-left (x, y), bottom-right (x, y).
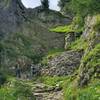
top-left (0, 0), bottom-right (70, 37)
top-left (0, 0), bottom-right (71, 69)
top-left (0, 0), bottom-right (33, 41)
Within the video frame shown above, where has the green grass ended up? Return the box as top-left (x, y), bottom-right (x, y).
top-left (82, 43), bottom-right (100, 68)
top-left (0, 76), bottom-right (100, 100)
top-left (68, 37), bottom-right (88, 50)
top-left (50, 25), bottom-right (73, 33)
top-left (34, 76), bottom-right (100, 100)
top-left (0, 77), bottom-right (36, 100)
top-left (94, 14), bottom-right (100, 31)
top-left (78, 43), bottom-right (100, 78)
top-left (50, 25), bottom-right (83, 33)
top-left (49, 15), bottom-right (84, 34)
top-left (37, 76), bottom-right (70, 87)
top-left (41, 48), bottom-right (64, 65)
top-left (64, 79), bottom-right (100, 100)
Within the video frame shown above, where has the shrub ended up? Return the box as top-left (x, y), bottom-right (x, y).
top-left (0, 78), bottom-right (36, 100)
top-left (70, 0), bottom-right (100, 17)
top-left (0, 73), bottom-right (6, 86)
top-left (41, 0), bottom-right (49, 10)
top-left (94, 14), bottom-right (100, 31)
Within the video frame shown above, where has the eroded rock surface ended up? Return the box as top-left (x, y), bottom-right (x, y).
top-left (41, 50), bottom-right (83, 76)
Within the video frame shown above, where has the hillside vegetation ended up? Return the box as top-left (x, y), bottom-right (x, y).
top-left (0, 0), bottom-right (100, 100)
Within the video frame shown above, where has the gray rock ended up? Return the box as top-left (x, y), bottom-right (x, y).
top-left (65, 32), bottom-right (76, 49)
top-left (41, 50), bottom-right (83, 76)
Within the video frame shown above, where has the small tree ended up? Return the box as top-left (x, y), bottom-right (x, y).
top-left (41, 0), bottom-right (49, 10)
top-left (58, 0), bottom-right (70, 10)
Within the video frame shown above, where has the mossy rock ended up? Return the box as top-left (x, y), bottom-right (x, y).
top-left (78, 43), bottom-right (100, 87)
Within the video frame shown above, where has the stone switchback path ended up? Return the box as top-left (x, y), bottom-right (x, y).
top-left (33, 83), bottom-right (64, 100)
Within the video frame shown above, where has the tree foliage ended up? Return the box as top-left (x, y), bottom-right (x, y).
top-left (0, 73), bottom-right (6, 86)
top-left (70, 0), bottom-right (100, 16)
top-left (41, 0), bottom-right (49, 10)
top-left (58, 0), bottom-right (70, 10)
top-left (59, 0), bottom-right (100, 16)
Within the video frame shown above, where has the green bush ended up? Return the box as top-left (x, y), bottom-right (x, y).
top-left (70, 0), bottom-right (100, 17)
top-left (0, 73), bottom-right (6, 86)
top-left (0, 78), bottom-right (36, 100)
